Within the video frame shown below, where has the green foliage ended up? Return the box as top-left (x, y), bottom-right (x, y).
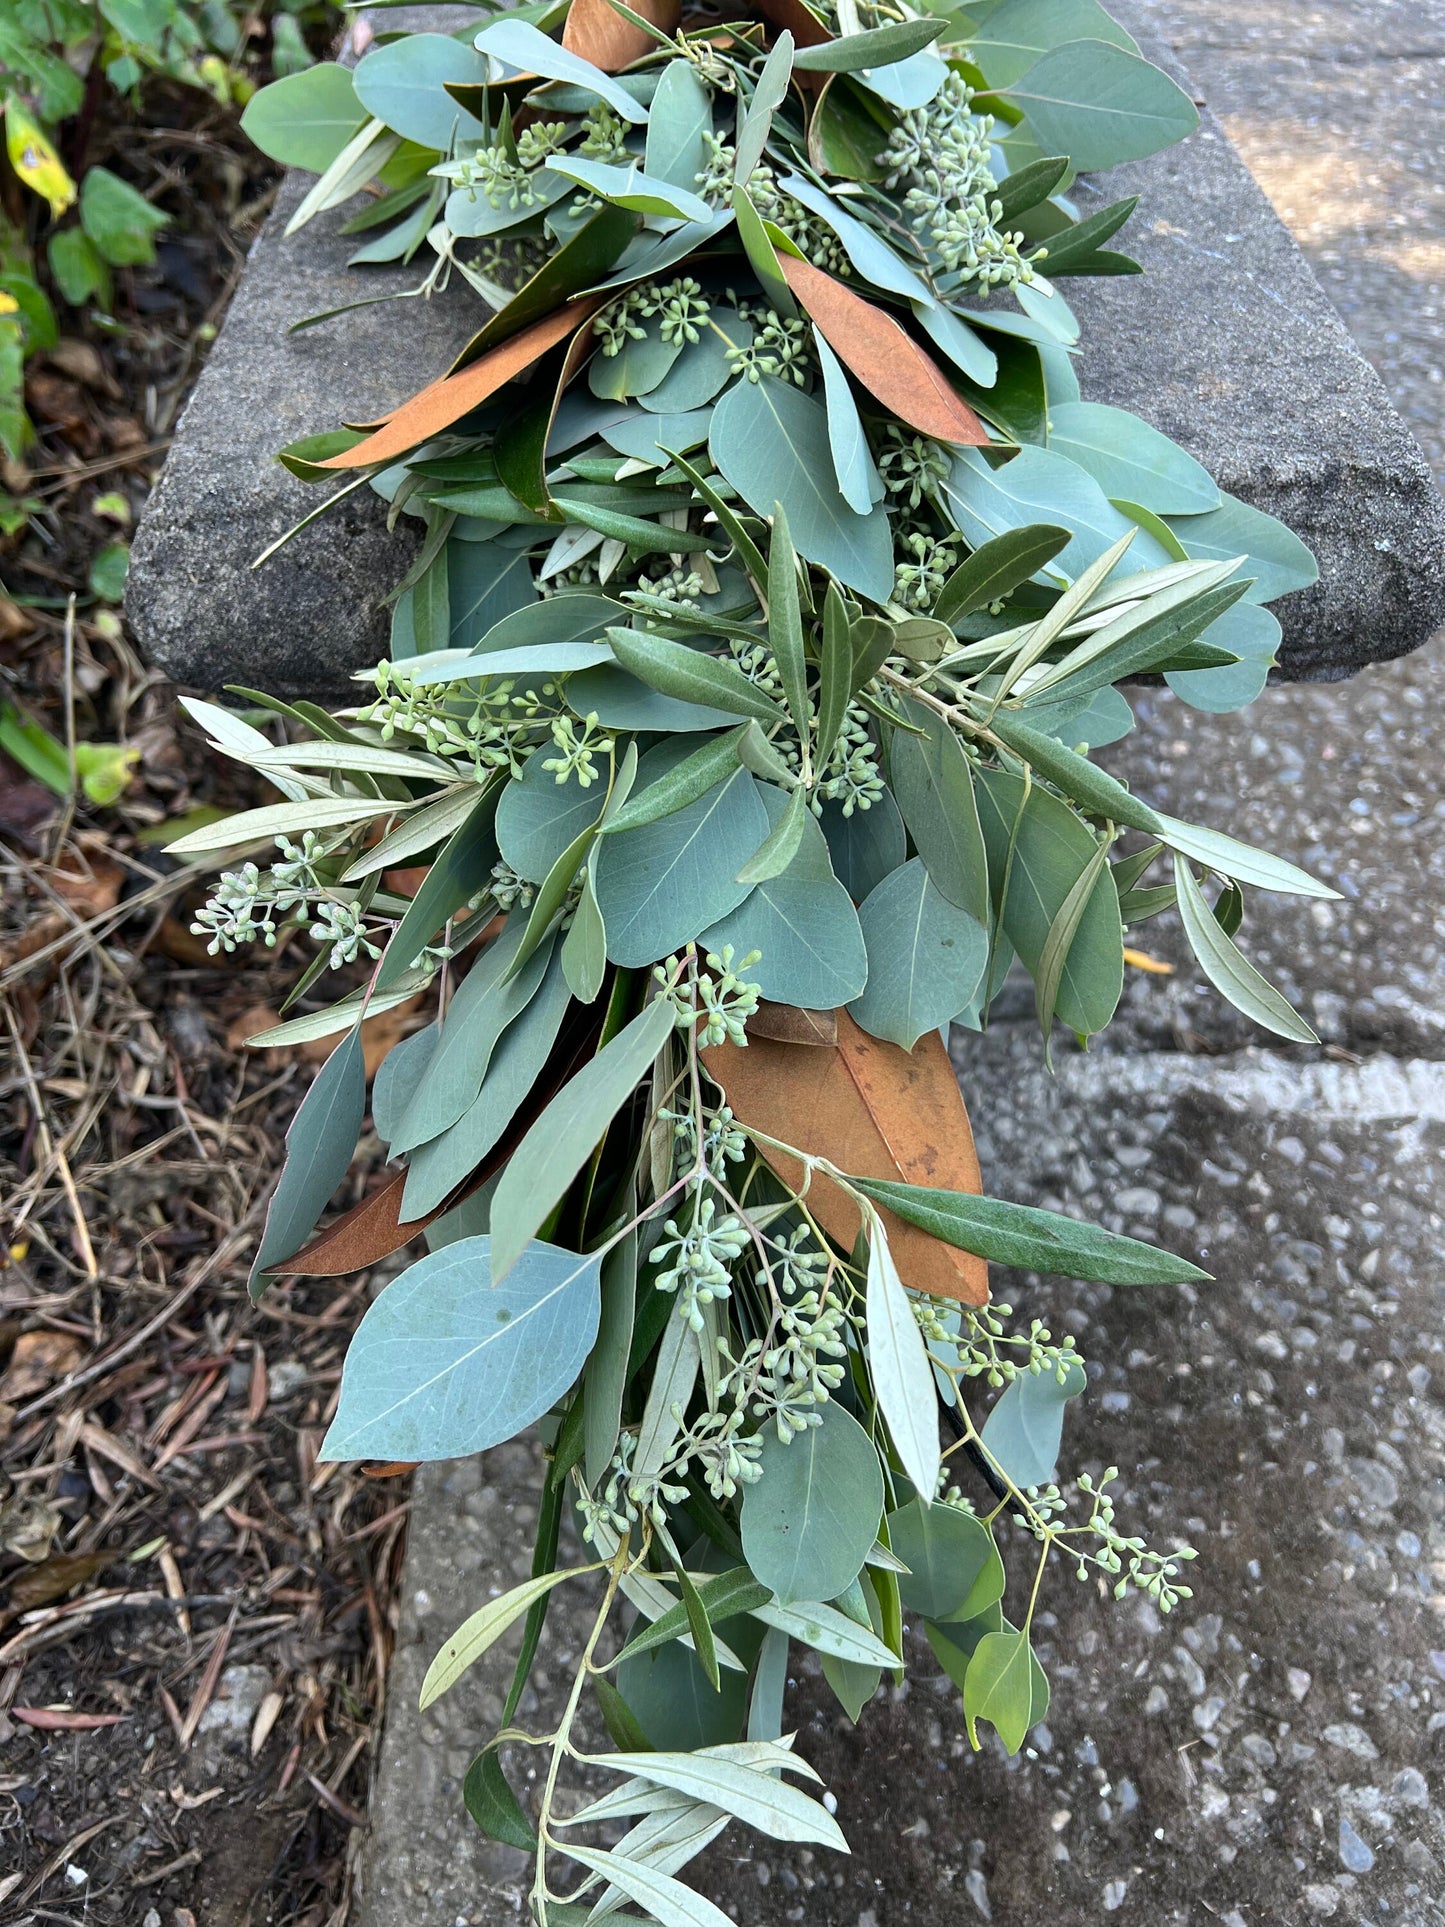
top-left (0, 0), bottom-right (335, 462)
top-left (166, 0), bottom-right (1340, 1911)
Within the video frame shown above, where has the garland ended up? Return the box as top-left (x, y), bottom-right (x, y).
top-left (170, 2), bottom-right (1337, 1916)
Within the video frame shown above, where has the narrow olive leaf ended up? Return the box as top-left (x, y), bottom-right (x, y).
top-left (865, 1219), bottom-right (941, 1502)
top-left (166, 792), bottom-right (397, 855)
top-left (1173, 857), bottom-right (1318, 1043)
top-left (503, 816), bottom-right (598, 984)
top-left (1035, 838), bottom-right (1110, 1043)
top-left (989, 714), bottom-right (1161, 835)
top-left (489, 998), bottom-right (675, 1280)
top-left (614, 1570), bottom-right (773, 1667)
top-left (342, 785), bottom-right (480, 880)
top-left (750, 1597), bottom-right (898, 1668)
top-left (736, 782), bottom-right (809, 884)
top-left (593, 1676), bottom-right (654, 1753)
top-left (735, 30), bottom-right (796, 186)
top-left (584, 1224), bottom-right (636, 1487)
top-left (601, 727), bottom-right (748, 835)
top-left (577, 1750), bottom-right (848, 1851)
top-left (1038, 194), bottom-right (1139, 275)
top-left (851, 1178), bottom-right (1210, 1285)
top-left (675, 1560), bottom-right (721, 1692)
top-left (420, 1567), bottom-right (589, 1709)
top-left (990, 154), bottom-right (1071, 223)
top-left (463, 1748), bottom-right (538, 1853)
top-left (377, 789), bottom-right (499, 993)
top-left (1111, 840), bottom-right (1164, 897)
top-left (815, 580), bottom-right (853, 773)
top-left (1156, 815), bottom-right (1338, 898)
top-left (634, 1312), bottom-right (700, 1485)
top-left (248, 1027), bottom-right (365, 1298)
top-left (561, 1842), bottom-right (739, 1927)
top-left (662, 448), bottom-right (770, 594)
top-left (933, 524), bottom-right (1070, 625)
top-left (794, 16), bottom-right (945, 69)
top-left (608, 630), bottom-right (787, 726)
top-left (767, 503), bottom-right (812, 740)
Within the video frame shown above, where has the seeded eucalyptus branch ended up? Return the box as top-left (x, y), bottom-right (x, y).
top-left (172, 0), bottom-right (1339, 1917)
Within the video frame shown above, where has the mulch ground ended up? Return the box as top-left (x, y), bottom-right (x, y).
top-left (1, 72), bottom-right (416, 1927)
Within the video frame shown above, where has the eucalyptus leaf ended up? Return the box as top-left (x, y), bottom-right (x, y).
top-left (248, 1027), bottom-right (365, 1298)
top-left (322, 1236), bottom-right (603, 1461)
top-left (979, 1357), bottom-right (1087, 1488)
top-left (886, 1499), bottom-right (997, 1620)
top-left (850, 859), bottom-right (988, 1050)
top-left (740, 1402), bottom-right (883, 1606)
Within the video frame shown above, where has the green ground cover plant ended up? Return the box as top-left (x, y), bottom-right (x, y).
top-left (170, 2), bottom-right (1336, 1916)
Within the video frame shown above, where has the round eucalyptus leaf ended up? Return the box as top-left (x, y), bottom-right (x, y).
top-left (741, 1401), bottom-right (885, 1607)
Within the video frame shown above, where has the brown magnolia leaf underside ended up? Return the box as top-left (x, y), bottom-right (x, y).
top-left (779, 255), bottom-right (988, 447)
top-left (319, 302), bottom-right (602, 470)
top-left (707, 1008), bottom-right (989, 1305)
top-left (749, 1000), bottom-right (838, 1046)
top-left (756, 0), bottom-right (834, 49)
top-left (564, 0), bottom-right (681, 70)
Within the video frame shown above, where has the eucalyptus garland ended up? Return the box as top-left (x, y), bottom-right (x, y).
top-left (170, 1), bottom-right (1339, 1917)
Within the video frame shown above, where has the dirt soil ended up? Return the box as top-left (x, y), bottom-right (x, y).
top-left (1, 63), bottom-right (419, 1927)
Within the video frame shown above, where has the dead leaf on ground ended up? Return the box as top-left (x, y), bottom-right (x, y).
top-left (706, 1008), bottom-right (989, 1305)
top-left (320, 304), bottom-right (603, 470)
top-left (0, 759), bottom-right (56, 848)
top-left (0, 1494), bottom-right (65, 1563)
top-left (12, 1706), bottom-right (126, 1730)
top-left (4, 1551), bottom-right (113, 1614)
top-left (47, 848), bottom-right (125, 916)
top-left (779, 255), bottom-right (989, 446)
top-left (0, 1329), bottom-right (86, 1402)
top-left (562, 0), bottom-right (680, 70)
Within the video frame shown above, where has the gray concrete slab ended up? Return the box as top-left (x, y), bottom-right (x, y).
top-left (124, 0), bottom-right (1445, 692)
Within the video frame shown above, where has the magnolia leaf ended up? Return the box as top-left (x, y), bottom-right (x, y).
top-left (489, 999), bottom-right (675, 1278)
top-left (322, 1236), bottom-right (603, 1461)
top-left (248, 1027), bottom-right (365, 1298)
top-left (562, 0), bottom-right (681, 70)
top-left (741, 1402), bottom-right (883, 1605)
top-left (866, 1221), bottom-right (941, 1501)
top-left (779, 255), bottom-right (987, 446)
top-left (318, 305), bottom-right (602, 471)
top-left (934, 525), bottom-right (1069, 624)
top-left (708, 1009), bottom-right (988, 1305)
top-left (421, 1566), bottom-right (587, 1709)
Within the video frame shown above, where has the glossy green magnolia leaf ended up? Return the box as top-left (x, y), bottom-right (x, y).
top-left (887, 1499), bottom-right (997, 1620)
top-left (866, 1222), bottom-right (941, 1499)
top-left (489, 999), bottom-right (676, 1278)
top-left (711, 377), bottom-right (893, 603)
top-left (1035, 195), bottom-right (1140, 276)
top-left (1173, 857), bottom-right (1318, 1042)
top-left (850, 1177), bottom-right (1210, 1284)
top-left (248, 1027), bottom-right (365, 1298)
top-left (1004, 41), bottom-right (1198, 172)
top-left (353, 33), bottom-right (489, 149)
top-left (594, 752), bottom-right (769, 964)
top-left (980, 1357), bottom-right (1087, 1487)
top-left (241, 63), bottom-right (363, 172)
top-left (740, 1402), bottom-right (883, 1607)
top-left (1047, 401), bottom-right (1220, 515)
top-left (976, 767), bottom-right (1123, 1036)
top-left (889, 702), bottom-right (989, 922)
top-left (322, 1235), bottom-right (602, 1461)
top-left (851, 858), bottom-right (988, 1050)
